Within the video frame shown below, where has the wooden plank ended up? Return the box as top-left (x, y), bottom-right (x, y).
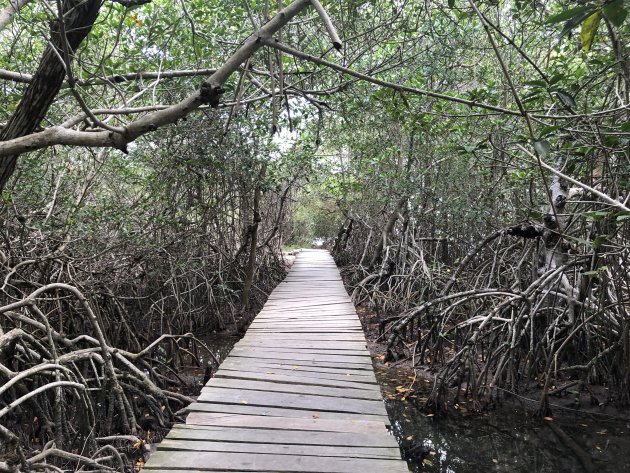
top-left (231, 346), bottom-right (371, 357)
top-left (235, 335), bottom-right (367, 346)
top-left (249, 318), bottom-right (361, 325)
top-left (231, 346), bottom-right (370, 355)
top-left (166, 424), bottom-right (399, 448)
top-left (247, 324), bottom-right (364, 330)
top-left (224, 354), bottom-right (373, 368)
top-left (250, 319), bottom-right (360, 324)
top-left (218, 360), bottom-right (378, 380)
top-left (184, 413), bottom-right (387, 434)
top-left (233, 340), bottom-right (368, 349)
top-left (220, 358), bottom-right (377, 374)
top-left (202, 378), bottom-right (382, 400)
top-left (159, 439), bottom-right (401, 459)
top-left (246, 330), bottom-right (364, 335)
top-left (227, 350), bottom-right (373, 365)
top-left (215, 368), bottom-right (379, 388)
top-left (241, 332), bottom-right (366, 339)
top-left (185, 401), bottom-right (389, 423)
top-left (255, 317), bottom-right (359, 321)
top-left (196, 388), bottom-right (388, 416)
top-left (143, 451), bottom-right (408, 473)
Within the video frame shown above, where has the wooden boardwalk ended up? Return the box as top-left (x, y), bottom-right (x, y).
top-left (144, 249), bottom-right (408, 473)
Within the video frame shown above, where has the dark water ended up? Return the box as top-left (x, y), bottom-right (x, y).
top-left (385, 399), bottom-right (630, 473)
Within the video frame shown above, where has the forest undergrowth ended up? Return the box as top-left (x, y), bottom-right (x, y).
top-left (333, 205), bottom-right (630, 419)
top-left (0, 119), bottom-right (298, 471)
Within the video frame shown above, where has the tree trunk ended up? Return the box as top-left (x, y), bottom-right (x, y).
top-left (370, 197), bottom-right (407, 267)
top-left (241, 164), bottom-right (266, 309)
top-left (0, 0), bottom-right (101, 191)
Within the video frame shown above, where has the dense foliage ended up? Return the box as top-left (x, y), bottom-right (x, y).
top-left (0, 0), bottom-right (629, 471)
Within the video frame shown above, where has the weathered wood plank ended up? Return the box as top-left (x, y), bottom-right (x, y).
top-left (220, 358), bottom-right (377, 375)
top-left (235, 343), bottom-right (372, 361)
top-left (166, 424), bottom-right (399, 448)
top-left (202, 378), bottom-right (382, 400)
top-left (233, 341), bottom-right (369, 351)
top-left (219, 360), bottom-right (378, 379)
top-left (215, 368), bottom-right (379, 388)
top-left (227, 350), bottom-right (373, 365)
top-left (159, 439), bottom-right (401, 459)
top-left (185, 401), bottom-right (390, 423)
top-left (196, 388), bottom-right (388, 416)
top-left (143, 451), bottom-right (409, 473)
top-left (184, 413), bottom-right (387, 434)
top-left (241, 331), bottom-right (364, 339)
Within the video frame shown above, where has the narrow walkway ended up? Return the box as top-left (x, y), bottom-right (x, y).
top-left (144, 249), bottom-right (408, 472)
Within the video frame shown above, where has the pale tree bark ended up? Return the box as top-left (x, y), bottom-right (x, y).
top-left (0, 0), bottom-right (32, 33)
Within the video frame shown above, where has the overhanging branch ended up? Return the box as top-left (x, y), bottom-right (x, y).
top-left (0, 0), bottom-right (313, 158)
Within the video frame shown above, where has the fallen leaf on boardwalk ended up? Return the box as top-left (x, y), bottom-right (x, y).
top-left (543, 416), bottom-right (553, 421)
top-left (492, 458), bottom-right (498, 464)
top-left (241, 400), bottom-right (248, 404)
top-left (312, 412), bottom-right (320, 419)
top-left (426, 413), bottom-right (434, 417)
top-left (405, 435), bottom-right (413, 441)
top-left (423, 459), bottom-right (433, 466)
top-left (292, 365), bottom-right (300, 369)
top-left (266, 371), bottom-right (274, 374)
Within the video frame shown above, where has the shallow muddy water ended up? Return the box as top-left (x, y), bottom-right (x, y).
top-left (385, 399), bottom-right (630, 473)
top-left (378, 378), bottom-right (630, 473)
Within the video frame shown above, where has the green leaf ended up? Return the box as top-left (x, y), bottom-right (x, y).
top-left (534, 140), bottom-right (550, 158)
top-left (539, 125), bottom-right (562, 138)
top-left (583, 211), bottom-right (610, 221)
top-left (620, 121), bottom-right (630, 132)
top-left (523, 80), bottom-right (548, 88)
top-left (548, 74), bottom-right (567, 86)
top-left (602, 0), bottom-right (627, 27)
top-left (554, 90), bottom-right (576, 108)
top-left (546, 6), bottom-right (593, 24)
top-left (560, 9), bottom-right (597, 38)
top-left (448, 0), bottom-right (455, 7)
top-left (580, 10), bottom-right (602, 51)
top-left (592, 235), bottom-right (607, 250)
